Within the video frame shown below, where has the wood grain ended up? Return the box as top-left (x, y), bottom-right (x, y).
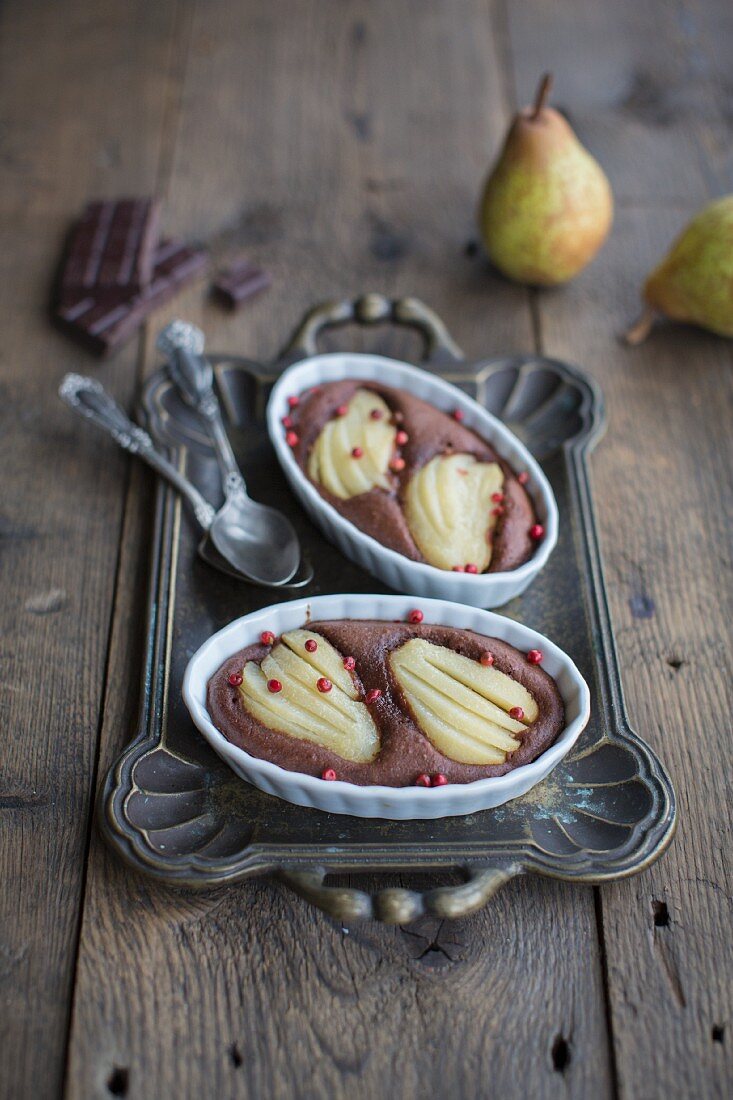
top-left (505, 2), bottom-right (733, 1096)
top-left (1, 0), bottom-right (731, 1097)
top-left (536, 209), bottom-right (733, 1100)
top-left (0, 2), bottom-right (185, 1098)
top-left (64, 2), bottom-right (611, 1098)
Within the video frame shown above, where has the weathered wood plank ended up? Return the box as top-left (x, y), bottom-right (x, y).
top-left (505, 1), bottom-right (733, 1096)
top-left (539, 208), bottom-right (733, 1100)
top-left (0, 2), bottom-right (185, 1098)
top-left (65, 1), bottom-right (612, 1098)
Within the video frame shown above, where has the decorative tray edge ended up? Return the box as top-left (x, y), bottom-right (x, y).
top-left (98, 295), bottom-right (677, 922)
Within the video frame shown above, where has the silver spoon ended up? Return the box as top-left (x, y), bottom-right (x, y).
top-left (157, 320), bottom-right (301, 586)
top-left (59, 374), bottom-right (313, 589)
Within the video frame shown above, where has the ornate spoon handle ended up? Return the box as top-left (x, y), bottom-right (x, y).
top-left (157, 319), bottom-right (245, 496)
top-left (59, 373), bottom-right (216, 530)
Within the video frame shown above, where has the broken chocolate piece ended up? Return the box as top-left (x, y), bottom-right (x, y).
top-left (59, 199), bottom-right (162, 298)
top-left (55, 239), bottom-right (208, 356)
top-left (212, 258), bottom-right (271, 310)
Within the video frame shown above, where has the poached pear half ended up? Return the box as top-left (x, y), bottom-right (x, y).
top-left (625, 195), bottom-right (733, 343)
top-left (478, 74), bottom-right (613, 287)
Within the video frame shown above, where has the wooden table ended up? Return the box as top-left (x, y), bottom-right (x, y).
top-left (2, 1), bottom-right (731, 1097)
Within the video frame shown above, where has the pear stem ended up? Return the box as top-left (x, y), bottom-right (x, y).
top-left (623, 307), bottom-right (656, 346)
top-left (530, 73), bottom-right (553, 120)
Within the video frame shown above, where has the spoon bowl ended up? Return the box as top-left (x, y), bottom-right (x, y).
top-left (209, 491), bottom-right (301, 585)
top-left (197, 533), bottom-right (313, 588)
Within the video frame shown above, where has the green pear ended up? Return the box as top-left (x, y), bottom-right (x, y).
top-left (478, 74), bottom-right (613, 287)
top-left (625, 195), bottom-right (733, 343)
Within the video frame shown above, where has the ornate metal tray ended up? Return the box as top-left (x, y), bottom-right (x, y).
top-left (101, 295), bottom-right (676, 922)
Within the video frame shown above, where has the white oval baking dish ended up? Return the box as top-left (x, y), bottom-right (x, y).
top-left (182, 594), bottom-right (590, 820)
top-left (266, 352), bottom-right (558, 608)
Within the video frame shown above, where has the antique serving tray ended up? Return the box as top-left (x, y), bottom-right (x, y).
top-left (101, 295), bottom-right (676, 922)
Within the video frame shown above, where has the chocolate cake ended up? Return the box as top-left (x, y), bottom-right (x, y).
top-left (284, 380), bottom-right (543, 574)
top-left (207, 619), bottom-right (564, 787)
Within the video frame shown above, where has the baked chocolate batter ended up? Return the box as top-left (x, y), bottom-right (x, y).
top-left (288, 380), bottom-right (537, 572)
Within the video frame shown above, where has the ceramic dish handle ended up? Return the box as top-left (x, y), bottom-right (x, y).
top-left (278, 863), bottom-right (518, 923)
top-left (280, 293), bottom-right (465, 367)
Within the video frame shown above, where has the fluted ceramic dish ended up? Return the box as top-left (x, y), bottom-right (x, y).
top-left (267, 354), bottom-right (558, 608)
top-left (183, 593), bottom-right (590, 820)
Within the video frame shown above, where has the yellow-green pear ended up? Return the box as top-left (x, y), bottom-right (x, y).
top-left (625, 195), bottom-right (733, 344)
top-left (478, 74), bottom-right (613, 287)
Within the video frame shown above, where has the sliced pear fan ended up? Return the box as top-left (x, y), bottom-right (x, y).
top-left (237, 633), bottom-right (379, 763)
top-left (405, 693), bottom-right (506, 766)
top-left (389, 638), bottom-right (537, 765)
top-left (412, 640), bottom-right (538, 721)
top-left (416, 453), bottom-right (445, 531)
top-left (281, 629), bottom-right (359, 698)
top-left (307, 389), bottom-right (396, 500)
top-left (403, 454), bottom-right (504, 572)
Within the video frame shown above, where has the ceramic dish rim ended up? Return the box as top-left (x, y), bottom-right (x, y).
top-left (182, 594), bottom-right (591, 811)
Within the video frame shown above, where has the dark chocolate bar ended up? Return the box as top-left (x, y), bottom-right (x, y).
top-left (212, 258), bottom-right (271, 310)
top-left (60, 198), bottom-right (162, 297)
top-left (55, 240), bottom-right (208, 356)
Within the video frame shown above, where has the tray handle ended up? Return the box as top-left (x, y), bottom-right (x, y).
top-left (280, 293), bottom-right (465, 366)
top-left (278, 863), bottom-right (518, 923)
